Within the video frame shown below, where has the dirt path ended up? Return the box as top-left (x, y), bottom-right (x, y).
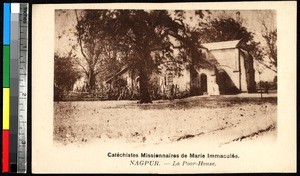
top-left (53, 96), bottom-right (277, 147)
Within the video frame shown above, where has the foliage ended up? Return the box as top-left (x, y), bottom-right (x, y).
top-left (54, 53), bottom-right (81, 101)
top-left (56, 10), bottom-right (211, 103)
top-left (57, 10), bottom-right (124, 92)
top-left (257, 78), bottom-right (277, 93)
top-left (56, 10), bottom-right (277, 102)
top-left (199, 18), bottom-right (249, 42)
top-left (198, 18), bottom-right (260, 56)
top-left (258, 25), bottom-right (277, 73)
top-left (198, 17), bottom-right (277, 73)
top-left (74, 10), bottom-right (208, 103)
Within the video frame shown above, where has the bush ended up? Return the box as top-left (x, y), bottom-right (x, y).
top-left (54, 53), bottom-right (81, 101)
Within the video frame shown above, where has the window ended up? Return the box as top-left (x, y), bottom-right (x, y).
top-left (166, 73), bottom-right (173, 86)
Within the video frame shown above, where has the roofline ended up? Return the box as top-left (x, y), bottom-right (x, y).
top-left (104, 65), bottom-right (130, 83)
top-left (201, 38), bottom-right (244, 51)
top-left (236, 38), bottom-right (245, 47)
top-left (206, 47), bottom-right (238, 51)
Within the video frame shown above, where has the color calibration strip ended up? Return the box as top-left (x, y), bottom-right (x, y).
top-left (10, 3), bottom-right (21, 173)
top-left (3, 3), bottom-right (11, 173)
top-left (2, 3), bottom-right (29, 173)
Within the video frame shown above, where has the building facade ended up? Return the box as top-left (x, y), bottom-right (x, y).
top-left (104, 39), bottom-right (256, 98)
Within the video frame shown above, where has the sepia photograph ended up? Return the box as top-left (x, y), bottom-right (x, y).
top-left (54, 9), bottom-right (277, 147)
top-left (32, 2), bottom-right (296, 173)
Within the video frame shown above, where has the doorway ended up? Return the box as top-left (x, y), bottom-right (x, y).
top-left (200, 73), bottom-right (207, 93)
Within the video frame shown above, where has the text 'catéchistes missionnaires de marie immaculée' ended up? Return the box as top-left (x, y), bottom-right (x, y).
top-left (107, 152), bottom-right (239, 159)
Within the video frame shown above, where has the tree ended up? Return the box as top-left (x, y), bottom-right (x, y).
top-left (54, 53), bottom-right (81, 101)
top-left (199, 16), bottom-right (277, 73)
top-left (74, 10), bottom-right (123, 92)
top-left (56, 10), bottom-right (121, 93)
top-left (254, 11), bottom-right (277, 73)
top-left (62, 9), bottom-right (217, 103)
top-left (257, 22), bottom-right (277, 73)
top-left (76, 10), bottom-right (209, 103)
top-left (197, 18), bottom-right (260, 54)
top-left (115, 10), bottom-right (177, 103)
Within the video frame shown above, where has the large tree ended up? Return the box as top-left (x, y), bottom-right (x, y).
top-left (74, 10), bottom-right (122, 92)
top-left (75, 10), bottom-right (210, 103)
top-left (56, 10), bottom-right (123, 93)
top-left (197, 18), bottom-right (260, 54)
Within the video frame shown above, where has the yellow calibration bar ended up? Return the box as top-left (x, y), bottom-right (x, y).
top-left (3, 88), bottom-right (10, 130)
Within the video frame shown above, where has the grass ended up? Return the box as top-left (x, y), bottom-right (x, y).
top-left (119, 96), bottom-right (277, 110)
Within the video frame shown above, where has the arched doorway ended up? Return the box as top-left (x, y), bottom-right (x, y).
top-left (200, 73), bottom-right (207, 93)
top-left (217, 70), bottom-right (227, 94)
top-left (216, 69), bottom-right (239, 94)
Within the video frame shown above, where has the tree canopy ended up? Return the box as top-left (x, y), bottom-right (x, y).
top-left (72, 10), bottom-right (209, 103)
top-left (196, 17), bottom-right (277, 73)
top-left (55, 10), bottom-right (277, 102)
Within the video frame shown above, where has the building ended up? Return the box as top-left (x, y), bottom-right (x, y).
top-left (104, 39), bottom-right (256, 97)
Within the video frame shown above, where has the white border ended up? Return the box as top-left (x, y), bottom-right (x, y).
top-left (32, 2), bottom-right (296, 173)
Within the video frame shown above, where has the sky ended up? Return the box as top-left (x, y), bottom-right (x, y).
top-left (55, 9), bottom-right (277, 82)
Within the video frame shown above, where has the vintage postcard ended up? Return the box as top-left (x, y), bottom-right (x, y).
top-left (32, 2), bottom-right (296, 173)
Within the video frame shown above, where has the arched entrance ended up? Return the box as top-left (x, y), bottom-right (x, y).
top-left (216, 69), bottom-right (239, 94)
top-left (200, 73), bottom-right (207, 93)
top-left (217, 70), bottom-right (227, 94)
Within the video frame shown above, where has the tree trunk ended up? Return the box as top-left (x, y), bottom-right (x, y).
top-left (138, 52), bottom-right (152, 104)
top-left (189, 50), bottom-right (200, 96)
top-left (88, 70), bottom-right (96, 92)
top-left (190, 67), bottom-right (199, 96)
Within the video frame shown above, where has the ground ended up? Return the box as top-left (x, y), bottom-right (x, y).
top-left (53, 94), bottom-right (277, 147)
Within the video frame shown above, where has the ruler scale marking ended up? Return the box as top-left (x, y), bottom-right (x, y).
top-left (17, 3), bottom-right (29, 173)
